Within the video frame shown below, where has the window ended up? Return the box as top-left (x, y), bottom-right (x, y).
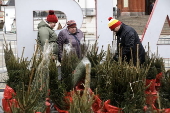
top-left (33, 10), bottom-right (67, 31)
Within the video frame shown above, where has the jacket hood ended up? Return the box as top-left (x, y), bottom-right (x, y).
top-left (37, 20), bottom-right (51, 29)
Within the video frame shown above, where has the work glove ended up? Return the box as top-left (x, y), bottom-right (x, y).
top-left (113, 53), bottom-right (119, 62)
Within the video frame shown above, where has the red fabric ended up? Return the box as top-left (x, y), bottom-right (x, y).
top-left (92, 95), bottom-right (102, 112)
top-left (144, 106), bottom-right (170, 112)
top-left (145, 79), bottom-right (157, 93)
top-left (47, 10), bottom-right (58, 23)
top-left (29, 99), bottom-right (51, 113)
top-left (108, 17), bottom-right (113, 21)
top-left (46, 106), bottom-right (50, 113)
top-left (75, 80), bottom-right (85, 91)
top-left (145, 79), bottom-right (157, 107)
top-left (164, 108), bottom-right (170, 112)
top-left (53, 82), bottom-right (94, 113)
top-left (2, 85), bottom-right (18, 113)
top-left (54, 81), bottom-right (123, 113)
top-left (54, 105), bottom-right (68, 113)
top-left (145, 92), bottom-right (158, 105)
top-left (65, 91), bottom-right (73, 103)
top-left (45, 98), bottom-right (50, 106)
top-left (143, 104), bottom-right (158, 112)
top-left (67, 20), bottom-right (76, 28)
top-left (3, 85), bottom-right (51, 113)
top-left (45, 98), bottom-right (51, 113)
top-left (2, 98), bottom-right (18, 113)
top-left (143, 105), bottom-right (147, 111)
top-left (3, 85), bottom-right (16, 99)
top-left (155, 72), bottom-right (163, 91)
top-left (53, 91), bottom-right (74, 113)
top-left (109, 21), bottom-right (121, 30)
top-left (156, 72), bottom-right (163, 83)
top-left (97, 100), bottom-right (122, 113)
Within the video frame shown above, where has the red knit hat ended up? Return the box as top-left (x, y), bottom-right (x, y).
top-left (46, 10), bottom-right (58, 23)
top-left (108, 17), bottom-right (121, 30)
top-left (67, 20), bottom-right (76, 27)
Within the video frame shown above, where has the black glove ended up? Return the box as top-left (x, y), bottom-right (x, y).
top-left (113, 54), bottom-right (118, 62)
top-left (58, 57), bottom-right (61, 63)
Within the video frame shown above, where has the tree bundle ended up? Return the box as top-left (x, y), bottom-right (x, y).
top-left (4, 41), bottom-right (53, 112)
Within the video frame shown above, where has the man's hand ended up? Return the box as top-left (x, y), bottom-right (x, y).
top-left (58, 57), bottom-right (61, 62)
top-left (51, 55), bottom-right (56, 60)
top-left (113, 53), bottom-right (118, 62)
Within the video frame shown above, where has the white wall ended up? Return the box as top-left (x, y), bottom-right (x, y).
top-left (15, 0), bottom-right (83, 59)
top-left (75, 0), bottom-right (85, 8)
top-left (15, 0), bottom-right (114, 59)
top-left (113, 0), bottom-right (117, 8)
top-left (75, 0), bottom-right (95, 8)
top-left (142, 0), bottom-right (170, 58)
top-left (97, 0), bottom-right (113, 52)
top-left (86, 0), bottom-right (95, 8)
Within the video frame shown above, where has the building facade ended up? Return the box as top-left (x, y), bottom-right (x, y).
top-left (117, 0), bottom-right (156, 16)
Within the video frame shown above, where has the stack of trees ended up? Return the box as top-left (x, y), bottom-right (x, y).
top-left (2, 40), bottom-right (168, 113)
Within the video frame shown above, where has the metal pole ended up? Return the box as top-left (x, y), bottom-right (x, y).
top-left (4, 5), bottom-right (6, 34)
top-left (95, 0), bottom-right (97, 39)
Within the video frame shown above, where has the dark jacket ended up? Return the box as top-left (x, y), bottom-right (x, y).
top-left (150, 3), bottom-right (154, 14)
top-left (116, 23), bottom-right (145, 65)
top-left (37, 20), bottom-right (58, 55)
top-left (57, 28), bottom-right (83, 61)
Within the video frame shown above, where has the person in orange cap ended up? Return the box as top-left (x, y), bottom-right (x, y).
top-left (108, 17), bottom-right (145, 65)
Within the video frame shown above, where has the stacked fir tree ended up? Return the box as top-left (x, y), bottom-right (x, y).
top-left (4, 39), bottom-right (168, 113)
top-left (3, 41), bottom-right (57, 112)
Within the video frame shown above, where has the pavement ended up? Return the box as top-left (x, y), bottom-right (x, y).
top-left (0, 92), bottom-right (4, 112)
top-left (0, 32), bottom-right (16, 113)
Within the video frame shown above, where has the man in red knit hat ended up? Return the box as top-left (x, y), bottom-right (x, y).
top-left (37, 10), bottom-right (58, 58)
top-left (108, 17), bottom-right (145, 65)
